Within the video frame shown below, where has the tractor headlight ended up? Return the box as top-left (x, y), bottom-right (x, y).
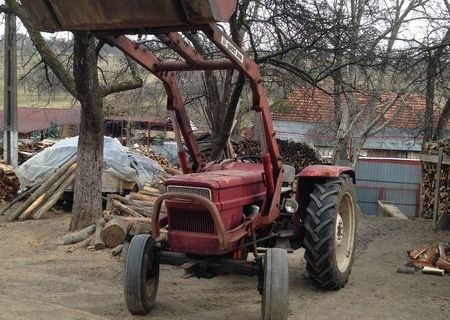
top-left (284, 199), bottom-right (299, 214)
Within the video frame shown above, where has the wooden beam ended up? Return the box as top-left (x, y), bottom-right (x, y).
top-left (420, 153), bottom-right (450, 165)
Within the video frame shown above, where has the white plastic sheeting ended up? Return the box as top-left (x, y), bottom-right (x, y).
top-left (16, 136), bottom-right (165, 189)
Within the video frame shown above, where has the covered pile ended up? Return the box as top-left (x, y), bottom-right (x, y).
top-left (0, 163), bottom-right (19, 202)
top-left (16, 136), bottom-right (165, 190)
top-left (421, 138), bottom-right (450, 218)
top-left (4, 137), bottom-right (172, 222)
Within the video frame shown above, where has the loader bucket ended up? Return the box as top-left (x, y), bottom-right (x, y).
top-left (21, 0), bottom-right (237, 33)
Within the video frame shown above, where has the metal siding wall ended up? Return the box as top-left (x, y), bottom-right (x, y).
top-left (355, 159), bottom-right (420, 216)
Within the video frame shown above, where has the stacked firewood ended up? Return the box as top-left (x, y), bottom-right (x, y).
top-left (233, 139), bottom-right (323, 173)
top-left (0, 163), bottom-right (20, 202)
top-left (421, 139), bottom-right (450, 218)
top-left (6, 157), bottom-right (77, 221)
top-left (131, 145), bottom-right (180, 175)
top-left (18, 139), bottom-right (56, 163)
top-left (195, 134), bottom-right (322, 173)
top-left (99, 183), bottom-right (166, 250)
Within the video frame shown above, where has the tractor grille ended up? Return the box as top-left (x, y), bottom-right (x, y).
top-left (167, 186), bottom-right (212, 200)
top-left (168, 207), bottom-right (215, 234)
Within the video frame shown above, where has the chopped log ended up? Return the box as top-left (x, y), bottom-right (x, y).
top-left (106, 194), bottom-right (114, 211)
top-left (110, 196), bottom-right (154, 215)
top-left (143, 186), bottom-right (162, 194)
top-left (67, 236), bottom-right (93, 253)
top-left (126, 200), bottom-right (156, 207)
top-left (129, 193), bottom-right (159, 202)
top-left (112, 200), bottom-right (144, 218)
top-left (101, 217), bottom-right (129, 248)
top-left (127, 217), bottom-right (153, 236)
top-left (33, 172), bottom-right (76, 220)
top-left (20, 163), bottom-right (77, 220)
top-left (112, 244), bottom-right (124, 256)
top-left (94, 218), bottom-right (106, 250)
top-left (8, 156), bottom-right (76, 221)
top-left (63, 224), bottom-right (96, 245)
top-left (126, 206), bottom-right (152, 217)
top-left (103, 210), bottom-right (113, 222)
top-left (422, 266), bottom-right (445, 276)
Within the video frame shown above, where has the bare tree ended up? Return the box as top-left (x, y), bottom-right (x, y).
top-left (1, 1), bottom-right (143, 230)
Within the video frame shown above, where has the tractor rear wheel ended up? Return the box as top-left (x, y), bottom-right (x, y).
top-left (261, 248), bottom-right (289, 320)
top-left (303, 174), bottom-right (356, 290)
top-left (124, 234), bottom-right (160, 314)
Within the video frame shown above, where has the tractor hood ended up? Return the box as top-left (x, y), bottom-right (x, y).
top-left (165, 169), bottom-right (264, 190)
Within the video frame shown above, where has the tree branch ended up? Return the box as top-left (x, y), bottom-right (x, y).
top-left (6, 0), bottom-right (77, 98)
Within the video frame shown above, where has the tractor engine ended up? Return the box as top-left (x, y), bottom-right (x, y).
top-left (164, 164), bottom-right (266, 255)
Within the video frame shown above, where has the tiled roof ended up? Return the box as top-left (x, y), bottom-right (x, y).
top-left (271, 87), bottom-right (450, 130)
top-left (0, 107), bottom-right (80, 134)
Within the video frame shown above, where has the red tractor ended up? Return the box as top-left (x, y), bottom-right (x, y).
top-left (22, 1), bottom-right (357, 319)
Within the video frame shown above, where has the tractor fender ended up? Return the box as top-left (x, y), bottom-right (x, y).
top-left (295, 165), bottom-right (356, 214)
top-left (290, 165), bottom-right (356, 248)
top-left (297, 165), bottom-right (355, 183)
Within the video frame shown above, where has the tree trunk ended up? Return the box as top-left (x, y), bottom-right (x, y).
top-left (70, 32), bottom-right (104, 231)
top-left (423, 53), bottom-right (437, 149)
top-left (433, 97), bottom-right (450, 141)
top-left (210, 73), bottom-right (246, 160)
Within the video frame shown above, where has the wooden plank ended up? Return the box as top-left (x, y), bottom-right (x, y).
top-left (420, 153), bottom-right (450, 165)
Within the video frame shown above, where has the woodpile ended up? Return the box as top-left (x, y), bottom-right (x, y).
top-left (5, 157), bottom-right (77, 221)
top-left (421, 139), bottom-right (450, 218)
top-left (233, 139), bottom-right (323, 173)
top-left (18, 139), bottom-right (56, 163)
top-left (100, 183), bottom-right (167, 248)
top-left (195, 134), bottom-right (322, 173)
top-left (0, 162), bottom-right (20, 202)
top-left (131, 145), bottom-right (180, 175)
top-left (59, 180), bottom-right (169, 254)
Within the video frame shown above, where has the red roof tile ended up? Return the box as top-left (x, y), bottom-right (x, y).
top-left (271, 87), bottom-right (450, 130)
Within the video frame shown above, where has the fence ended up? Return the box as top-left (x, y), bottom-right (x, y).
top-left (355, 158), bottom-right (421, 217)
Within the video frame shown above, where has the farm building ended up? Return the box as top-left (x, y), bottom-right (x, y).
top-left (0, 107), bottom-right (80, 139)
top-left (270, 87), bottom-right (450, 159)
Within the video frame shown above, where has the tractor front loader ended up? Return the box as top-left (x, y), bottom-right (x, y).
top-left (21, 1), bottom-right (358, 319)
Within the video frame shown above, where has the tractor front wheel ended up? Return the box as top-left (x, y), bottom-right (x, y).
top-left (261, 248), bottom-right (289, 320)
top-left (303, 174), bottom-right (357, 290)
top-left (124, 234), bottom-right (160, 314)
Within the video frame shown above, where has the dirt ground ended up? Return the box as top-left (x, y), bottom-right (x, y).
top-left (0, 206), bottom-right (449, 320)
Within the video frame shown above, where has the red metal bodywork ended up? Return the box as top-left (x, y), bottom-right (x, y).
top-left (160, 169), bottom-right (266, 255)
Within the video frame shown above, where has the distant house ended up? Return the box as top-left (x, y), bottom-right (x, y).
top-left (270, 87), bottom-right (450, 159)
top-left (0, 107), bottom-right (80, 139)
